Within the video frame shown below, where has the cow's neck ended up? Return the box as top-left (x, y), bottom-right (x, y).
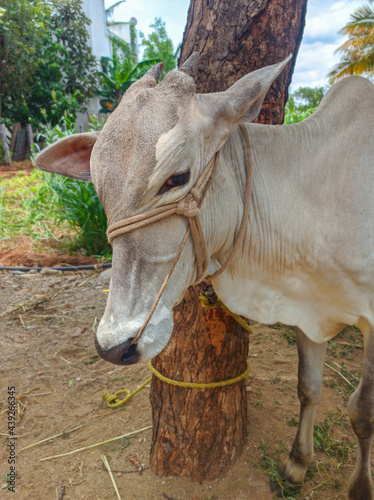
top-left (209, 121), bottom-right (345, 343)
top-left (211, 122), bottom-right (308, 278)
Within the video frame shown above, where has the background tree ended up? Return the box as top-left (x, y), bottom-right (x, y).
top-left (284, 86), bottom-right (325, 124)
top-left (291, 86), bottom-right (326, 110)
top-left (150, 0), bottom-right (307, 481)
top-left (328, 0), bottom-right (374, 82)
top-left (0, 0), bottom-right (47, 123)
top-left (140, 18), bottom-right (180, 79)
top-left (2, 0), bottom-right (98, 128)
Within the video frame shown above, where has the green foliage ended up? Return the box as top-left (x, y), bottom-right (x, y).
top-left (31, 118), bottom-right (110, 256)
top-left (0, 169), bottom-right (56, 241)
top-left (37, 174), bottom-right (110, 256)
top-left (112, 34), bottom-right (134, 64)
top-left (291, 87), bottom-right (326, 110)
top-left (284, 86), bottom-right (325, 124)
top-left (0, 0), bottom-right (48, 122)
top-left (329, 0), bottom-right (374, 82)
top-left (284, 106), bottom-right (317, 124)
top-left (140, 18), bottom-right (180, 80)
top-left (254, 441), bottom-right (301, 499)
top-left (1, 0), bottom-right (98, 128)
top-left (97, 55), bottom-right (160, 113)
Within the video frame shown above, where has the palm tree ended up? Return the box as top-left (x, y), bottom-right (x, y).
top-left (328, 0), bottom-right (374, 82)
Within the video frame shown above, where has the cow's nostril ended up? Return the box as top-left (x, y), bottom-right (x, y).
top-left (95, 336), bottom-right (140, 365)
top-left (121, 338), bottom-right (139, 364)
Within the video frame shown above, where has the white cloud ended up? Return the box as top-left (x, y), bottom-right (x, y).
top-left (292, 0), bottom-right (364, 89)
top-left (291, 42), bottom-right (338, 89)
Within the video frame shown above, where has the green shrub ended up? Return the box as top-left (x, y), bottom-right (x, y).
top-left (284, 106), bottom-right (317, 124)
top-left (36, 173), bottom-right (110, 256)
top-left (31, 116), bottom-right (111, 257)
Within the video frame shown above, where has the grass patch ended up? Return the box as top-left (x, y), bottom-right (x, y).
top-left (314, 411), bottom-right (354, 463)
top-left (0, 169), bottom-right (60, 241)
top-left (35, 172), bottom-right (111, 256)
top-left (0, 168), bottom-right (111, 257)
top-left (254, 411), bottom-right (355, 498)
top-left (252, 440), bottom-right (301, 499)
top-left (326, 328), bottom-right (362, 398)
top-left (1, 116), bottom-right (110, 257)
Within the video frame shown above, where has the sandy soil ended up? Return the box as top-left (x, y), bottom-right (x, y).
top-left (0, 160), bottom-right (34, 176)
top-left (0, 268), bottom-right (365, 500)
top-left (0, 248), bottom-right (100, 268)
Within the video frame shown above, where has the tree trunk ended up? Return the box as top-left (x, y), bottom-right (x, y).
top-left (150, 287), bottom-right (249, 481)
top-left (10, 123), bottom-right (21, 153)
top-left (26, 123), bottom-right (33, 155)
top-left (150, 0), bottom-right (307, 481)
top-left (0, 123), bottom-right (11, 165)
top-left (180, 0), bottom-right (307, 124)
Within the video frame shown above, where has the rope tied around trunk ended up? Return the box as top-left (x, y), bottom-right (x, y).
top-left (102, 360), bottom-right (251, 408)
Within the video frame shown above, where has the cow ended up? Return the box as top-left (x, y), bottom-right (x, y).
top-left (36, 53), bottom-right (374, 499)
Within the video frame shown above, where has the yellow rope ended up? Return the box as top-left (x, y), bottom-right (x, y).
top-left (102, 361), bottom-right (251, 407)
top-left (147, 360), bottom-right (251, 389)
top-left (102, 376), bottom-right (152, 408)
top-left (102, 293), bottom-right (252, 406)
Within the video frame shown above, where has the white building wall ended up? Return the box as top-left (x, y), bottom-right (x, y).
top-left (109, 18), bottom-right (139, 61)
top-left (82, 0), bottom-right (111, 61)
top-left (109, 23), bottom-right (131, 44)
top-left (76, 0), bottom-right (111, 130)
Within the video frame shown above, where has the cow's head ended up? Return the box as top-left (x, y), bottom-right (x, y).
top-left (36, 53), bottom-right (291, 365)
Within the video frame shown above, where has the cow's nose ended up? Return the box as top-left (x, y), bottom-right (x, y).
top-left (95, 337), bottom-right (140, 365)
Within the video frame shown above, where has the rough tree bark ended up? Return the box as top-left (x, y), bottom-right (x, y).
top-left (179, 0), bottom-right (307, 124)
top-left (0, 123), bottom-right (11, 165)
top-left (150, 0), bottom-right (307, 481)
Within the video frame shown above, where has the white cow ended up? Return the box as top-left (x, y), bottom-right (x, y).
top-left (37, 54), bottom-right (374, 499)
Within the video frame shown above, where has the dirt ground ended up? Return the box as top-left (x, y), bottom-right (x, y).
top-left (0, 267), bottom-right (365, 500)
top-left (0, 247), bottom-right (101, 268)
top-left (0, 160), bottom-right (34, 176)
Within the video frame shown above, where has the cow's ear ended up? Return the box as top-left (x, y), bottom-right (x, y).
top-left (198, 55), bottom-right (292, 127)
top-left (35, 132), bottom-right (100, 182)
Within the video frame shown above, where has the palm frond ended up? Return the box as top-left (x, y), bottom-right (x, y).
top-left (339, 3), bottom-right (374, 37)
top-left (328, 50), bottom-right (374, 82)
top-left (330, 0), bottom-right (374, 82)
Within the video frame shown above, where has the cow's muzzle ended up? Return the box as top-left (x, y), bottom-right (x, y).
top-left (95, 336), bottom-right (140, 365)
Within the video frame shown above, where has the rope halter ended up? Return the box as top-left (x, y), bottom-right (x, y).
top-left (106, 124), bottom-right (253, 346)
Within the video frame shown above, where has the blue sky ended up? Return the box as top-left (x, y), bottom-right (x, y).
top-left (106, 0), bottom-right (364, 91)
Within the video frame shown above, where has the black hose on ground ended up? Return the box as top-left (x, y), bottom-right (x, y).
top-left (0, 263), bottom-right (112, 272)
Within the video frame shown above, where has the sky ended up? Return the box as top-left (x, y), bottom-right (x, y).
top-left (105, 0), bottom-right (364, 91)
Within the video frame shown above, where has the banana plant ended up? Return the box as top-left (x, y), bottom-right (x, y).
top-left (98, 56), bottom-right (160, 113)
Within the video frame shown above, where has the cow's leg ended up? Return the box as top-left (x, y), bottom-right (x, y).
top-left (347, 326), bottom-right (374, 500)
top-left (274, 328), bottom-right (327, 495)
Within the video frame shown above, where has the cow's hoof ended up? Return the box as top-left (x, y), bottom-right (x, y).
top-left (269, 476), bottom-right (302, 498)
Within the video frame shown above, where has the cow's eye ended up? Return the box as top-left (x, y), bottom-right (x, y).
top-left (157, 171), bottom-right (190, 195)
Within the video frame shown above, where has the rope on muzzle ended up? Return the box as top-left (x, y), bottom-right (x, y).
top-left (107, 151), bottom-right (220, 345)
top-left (106, 124), bottom-right (253, 346)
